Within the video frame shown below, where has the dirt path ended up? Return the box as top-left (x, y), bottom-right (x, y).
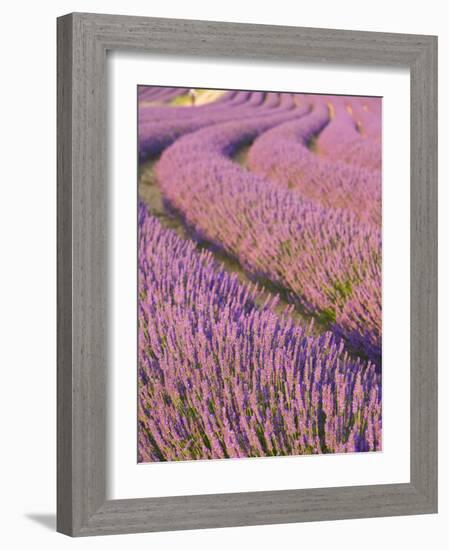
top-left (233, 143), bottom-right (252, 168)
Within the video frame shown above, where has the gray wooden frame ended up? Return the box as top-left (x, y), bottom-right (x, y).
top-left (57, 12), bottom-right (438, 537)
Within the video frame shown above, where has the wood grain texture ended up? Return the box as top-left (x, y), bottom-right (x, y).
top-left (57, 12), bottom-right (438, 536)
top-left (57, 13), bottom-right (74, 536)
top-left (409, 35), bottom-right (438, 508)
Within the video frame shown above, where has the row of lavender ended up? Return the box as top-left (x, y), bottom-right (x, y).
top-left (138, 85), bottom-right (188, 103)
top-left (155, 96), bottom-right (382, 365)
top-left (138, 90), bottom-right (304, 161)
top-left (246, 100), bottom-right (381, 225)
top-left (138, 203), bottom-right (381, 461)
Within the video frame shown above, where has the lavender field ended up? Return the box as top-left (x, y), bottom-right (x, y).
top-left (137, 86), bottom-right (382, 462)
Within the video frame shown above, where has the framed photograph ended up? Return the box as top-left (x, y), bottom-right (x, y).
top-left (57, 12), bottom-right (437, 536)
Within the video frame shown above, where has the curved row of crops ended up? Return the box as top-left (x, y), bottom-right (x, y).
top-left (137, 87), bottom-right (382, 461)
top-left (138, 203), bottom-right (381, 461)
top-left (139, 91), bottom-right (304, 161)
top-left (156, 103), bottom-right (381, 364)
top-left (246, 103), bottom-right (381, 226)
top-left (138, 85), bottom-right (189, 103)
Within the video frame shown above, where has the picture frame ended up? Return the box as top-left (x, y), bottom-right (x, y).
top-left (57, 12), bottom-right (438, 536)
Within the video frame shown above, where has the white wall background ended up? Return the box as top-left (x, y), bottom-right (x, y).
top-left (0, 1), bottom-right (445, 548)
